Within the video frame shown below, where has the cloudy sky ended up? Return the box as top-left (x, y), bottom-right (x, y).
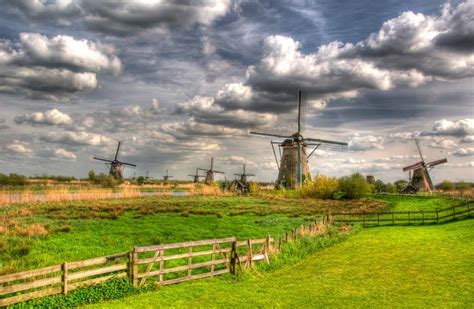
top-left (0, 0), bottom-right (473, 183)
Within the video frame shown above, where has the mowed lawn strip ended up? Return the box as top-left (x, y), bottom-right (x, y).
top-left (88, 220), bottom-right (474, 308)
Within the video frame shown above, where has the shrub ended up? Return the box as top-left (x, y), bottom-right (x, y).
top-left (338, 173), bottom-right (372, 199)
top-left (299, 176), bottom-right (339, 199)
top-left (438, 180), bottom-right (454, 191)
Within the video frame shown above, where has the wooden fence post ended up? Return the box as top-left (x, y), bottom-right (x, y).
top-left (159, 249), bottom-right (164, 284)
top-left (230, 240), bottom-right (237, 275)
top-left (128, 252), bottom-right (133, 284)
top-left (188, 246), bottom-right (193, 277)
top-left (265, 235), bottom-right (270, 263)
top-left (247, 239), bottom-right (253, 267)
top-left (62, 262), bottom-right (68, 295)
top-left (132, 248), bottom-right (138, 288)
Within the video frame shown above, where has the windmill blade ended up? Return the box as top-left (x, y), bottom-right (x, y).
top-left (250, 131), bottom-right (292, 139)
top-left (414, 139), bottom-right (425, 163)
top-left (114, 141), bottom-right (121, 160)
top-left (93, 157), bottom-right (113, 163)
top-left (246, 173), bottom-right (256, 176)
top-left (121, 162), bottom-right (137, 167)
top-left (427, 158), bottom-right (447, 167)
top-left (305, 137), bottom-right (347, 146)
top-left (197, 168), bottom-right (207, 172)
top-left (210, 157), bottom-right (214, 170)
top-left (403, 161), bottom-right (423, 172)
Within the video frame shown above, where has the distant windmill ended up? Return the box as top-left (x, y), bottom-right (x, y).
top-left (198, 157), bottom-right (224, 185)
top-left (93, 141), bottom-right (136, 180)
top-left (234, 164), bottom-right (255, 183)
top-left (402, 139), bottom-right (447, 193)
top-left (145, 171), bottom-right (154, 180)
top-left (229, 164), bottom-right (255, 194)
top-left (188, 168), bottom-right (205, 183)
top-left (163, 169), bottom-right (173, 181)
top-left (250, 90), bottom-right (347, 188)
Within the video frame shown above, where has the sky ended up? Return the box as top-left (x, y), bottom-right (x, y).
top-left (0, 0), bottom-right (473, 183)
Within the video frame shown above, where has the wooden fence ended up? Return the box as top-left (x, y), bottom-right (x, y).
top-left (2, 223), bottom-right (321, 307)
top-left (331, 203), bottom-right (473, 227)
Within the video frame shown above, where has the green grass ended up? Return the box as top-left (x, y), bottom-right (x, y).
top-left (371, 194), bottom-right (468, 212)
top-left (88, 220), bottom-right (474, 308)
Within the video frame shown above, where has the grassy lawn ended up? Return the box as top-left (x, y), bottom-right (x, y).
top-left (88, 219), bottom-right (474, 308)
top-left (371, 194), bottom-right (469, 212)
top-left (1, 195), bottom-right (385, 273)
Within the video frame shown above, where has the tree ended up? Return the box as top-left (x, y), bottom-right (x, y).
top-left (438, 180), bottom-right (454, 191)
top-left (374, 179), bottom-right (386, 193)
top-left (136, 176), bottom-right (145, 185)
top-left (338, 173), bottom-right (372, 199)
top-left (394, 179), bottom-right (408, 192)
top-left (88, 170), bottom-right (96, 182)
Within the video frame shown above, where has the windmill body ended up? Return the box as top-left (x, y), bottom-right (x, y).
top-left (188, 168), bottom-right (204, 183)
top-left (250, 91), bottom-right (347, 189)
top-left (163, 169), bottom-right (173, 181)
top-left (198, 157), bottom-right (224, 185)
top-left (231, 164), bottom-right (255, 193)
top-left (402, 140), bottom-right (447, 193)
top-left (93, 141), bottom-right (136, 180)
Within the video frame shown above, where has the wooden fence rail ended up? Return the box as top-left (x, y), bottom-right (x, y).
top-left (331, 203), bottom-right (472, 227)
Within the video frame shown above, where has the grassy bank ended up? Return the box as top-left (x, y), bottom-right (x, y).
top-left (88, 219), bottom-right (474, 308)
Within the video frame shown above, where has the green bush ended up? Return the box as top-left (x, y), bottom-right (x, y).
top-left (299, 176), bottom-right (339, 199)
top-left (438, 180), bottom-right (454, 191)
top-left (338, 173), bottom-right (372, 199)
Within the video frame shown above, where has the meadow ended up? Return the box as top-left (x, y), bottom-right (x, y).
top-left (1, 193), bottom-right (472, 308)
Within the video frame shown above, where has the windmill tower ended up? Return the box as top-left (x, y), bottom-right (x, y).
top-left (93, 141), bottom-right (136, 179)
top-left (198, 157), bottom-right (225, 185)
top-left (188, 168), bottom-right (205, 183)
top-left (402, 139), bottom-right (447, 193)
top-left (145, 170), bottom-right (154, 180)
top-left (234, 164), bottom-right (255, 183)
top-left (251, 91), bottom-right (347, 188)
top-left (163, 169), bottom-right (173, 181)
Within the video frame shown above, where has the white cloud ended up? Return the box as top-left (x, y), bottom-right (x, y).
top-left (0, 32), bottom-right (121, 101)
top-left (461, 135), bottom-right (474, 143)
top-left (450, 147), bottom-right (474, 157)
top-left (3, 140), bottom-right (32, 155)
top-left (40, 131), bottom-right (114, 146)
top-left (348, 134), bottom-right (384, 151)
top-left (429, 138), bottom-right (458, 149)
top-left (53, 148), bottom-right (76, 160)
top-left (423, 118), bottom-right (474, 137)
top-left (15, 108), bottom-right (72, 126)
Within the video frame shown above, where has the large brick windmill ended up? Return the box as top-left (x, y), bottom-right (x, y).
top-left (402, 139), bottom-right (447, 193)
top-left (93, 141), bottom-right (136, 179)
top-left (251, 91), bottom-right (347, 189)
top-left (198, 157), bottom-right (224, 185)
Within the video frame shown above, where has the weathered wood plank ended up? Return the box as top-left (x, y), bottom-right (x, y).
top-left (68, 253), bottom-right (128, 269)
top-left (137, 259), bottom-right (228, 279)
top-left (0, 286), bottom-right (61, 307)
top-left (134, 237), bottom-right (236, 252)
top-left (68, 264), bottom-right (127, 281)
top-left (136, 248), bottom-right (231, 265)
top-left (159, 268), bottom-right (229, 286)
top-left (0, 276), bottom-right (61, 295)
top-left (0, 265), bottom-right (61, 283)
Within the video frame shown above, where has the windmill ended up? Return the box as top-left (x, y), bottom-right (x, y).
top-left (234, 164), bottom-right (255, 183)
top-left (145, 170), bottom-right (154, 180)
top-left (250, 90), bottom-right (347, 188)
top-left (198, 157), bottom-right (224, 185)
top-left (188, 168), bottom-right (205, 183)
top-left (93, 141), bottom-right (136, 180)
top-left (163, 169), bottom-right (173, 181)
top-left (229, 164), bottom-right (255, 194)
top-left (402, 139), bottom-right (447, 193)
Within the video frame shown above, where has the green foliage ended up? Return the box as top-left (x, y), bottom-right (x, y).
top-left (136, 176), bottom-right (145, 185)
top-left (0, 173), bottom-right (27, 186)
top-left (88, 170), bottom-right (96, 182)
top-left (438, 180), bottom-right (455, 191)
top-left (338, 173), bottom-right (372, 199)
top-left (394, 179), bottom-right (409, 192)
top-left (456, 181), bottom-right (471, 191)
top-left (299, 176), bottom-right (339, 199)
top-left (90, 173), bottom-right (120, 187)
top-left (12, 278), bottom-right (156, 308)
